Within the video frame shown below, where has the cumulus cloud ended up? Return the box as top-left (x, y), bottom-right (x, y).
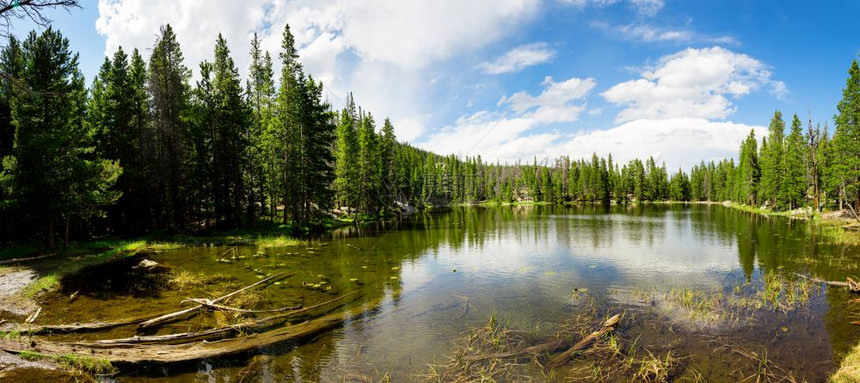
top-left (419, 116), bottom-right (765, 170)
top-left (418, 76), bottom-right (595, 159)
top-left (602, 46), bottom-right (787, 122)
top-left (499, 76), bottom-right (596, 123)
top-left (96, 0), bottom-right (540, 141)
top-left (479, 42), bottom-right (556, 74)
top-left (552, 118), bottom-right (765, 169)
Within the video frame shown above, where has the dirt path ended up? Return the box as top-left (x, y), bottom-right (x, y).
top-left (0, 268), bottom-right (39, 317)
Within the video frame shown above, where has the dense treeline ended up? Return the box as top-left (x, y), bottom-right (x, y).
top-left (1, 24), bottom-right (860, 247)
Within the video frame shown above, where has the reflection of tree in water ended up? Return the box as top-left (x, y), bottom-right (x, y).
top-left (307, 204), bottom-right (859, 381)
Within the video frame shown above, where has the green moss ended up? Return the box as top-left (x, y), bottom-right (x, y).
top-left (13, 351), bottom-right (116, 376)
top-left (56, 353), bottom-right (117, 375)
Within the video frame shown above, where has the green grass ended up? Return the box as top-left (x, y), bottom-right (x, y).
top-left (0, 330), bottom-right (23, 340)
top-left (14, 350), bottom-right (116, 376)
top-left (56, 353), bottom-right (117, 375)
top-left (832, 342), bottom-right (860, 382)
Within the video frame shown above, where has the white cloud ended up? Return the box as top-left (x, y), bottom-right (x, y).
top-left (560, 0), bottom-right (664, 16)
top-left (589, 21), bottom-right (738, 45)
top-left (629, 0), bottom-right (665, 17)
top-left (418, 76), bottom-right (595, 159)
top-left (96, 0), bottom-right (540, 142)
top-left (479, 42), bottom-right (556, 74)
top-left (499, 76), bottom-right (596, 123)
top-left (419, 116), bottom-right (765, 170)
top-left (602, 46), bottom-right (787, 122)
top-left (552, 118), bottom-right (765, 170)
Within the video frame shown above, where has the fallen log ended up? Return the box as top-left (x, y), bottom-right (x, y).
top-left (22, 311), bottom-right (180, 335)
top-left (182, 298), bottom-right (302, 314)
top-left (1, 295), bottom-right (380, 365)
top-left (794, 273), bottom-right (860, 291)
top-left (79, 291), bottom-right (360, 346)
top-left (138, 272), bottom-right (292, 329)
top-left (465, 339), bottom-right (567, 362)
top-left (0, 253), bottom-right (57, 266)
top-left (548, 314), bottom-right (621, 369)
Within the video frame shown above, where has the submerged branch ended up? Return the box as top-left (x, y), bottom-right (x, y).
top-left (138, 272), bottom-right (292, 329)
top-left (548, 314), bottom-right (622, 369)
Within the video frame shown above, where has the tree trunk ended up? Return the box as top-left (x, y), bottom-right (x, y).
top-left (48, 220), bottom-right (55, 249)
top-left (64, 216), bottom-right (69, 248)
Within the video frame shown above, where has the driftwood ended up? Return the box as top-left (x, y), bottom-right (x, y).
top-left (138, 272), bottom-right (292, 329)
top-left (182, 298), bottom-right (302, 314)
top-left (794, 273), bottom-right (860, 291)
top-left (465, 314), bottom-right (622, 364)
top-left (218, 247), bottom-right (236, 261)
top-left (548, 314), bottom-right (621, 369)
top-left (23, 311), bottom-right (178, 335)
top-left (846, 204), bottom-right (860, 225)
top-left (465, 339), bottom-right (567, 362)
top-left (77, 291), bottom-right (360, 346)
top-left (1, 294), bottom-right (380, 365)
top-left (25, 307), bottom-right (41, 324)
top-left (0, 253), bottom-right (57, 266)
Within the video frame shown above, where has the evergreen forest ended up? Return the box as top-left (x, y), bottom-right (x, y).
top-left (2, 24), bottom-right (860, 247)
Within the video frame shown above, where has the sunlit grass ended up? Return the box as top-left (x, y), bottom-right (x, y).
top-left (833, 342), bottom-right (860, 382)
top-left (16, 350), bottom-right (116, 376)
top-left (23, 274), bottom-right (59, 298)
top-left (257, 235), bottom-right (302, 248)
top-left (170, 270), bottom-right (235, 290)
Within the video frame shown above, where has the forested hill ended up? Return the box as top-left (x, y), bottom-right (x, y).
top-left (1, 24), bottom-right (859, 247)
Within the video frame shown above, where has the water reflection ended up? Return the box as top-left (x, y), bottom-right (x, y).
top-left (112, 204), bottom-right (859, 382)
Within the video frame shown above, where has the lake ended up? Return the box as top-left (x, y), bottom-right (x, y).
top-left (41, 204), bottom-right (860, 382)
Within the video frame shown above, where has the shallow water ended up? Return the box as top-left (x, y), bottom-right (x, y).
top-left (34, 205), bottom-right (860, 381)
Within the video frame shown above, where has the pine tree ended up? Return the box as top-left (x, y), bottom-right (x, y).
top-left (334, 94), bottom-right (360, 213)
top-left (297, 75), bottom-right (336, 221)
top-left (87, 47), bottom-right (151, 230)
top-left (267, 24), bottom-right (304, 223)
top-left (379, 117), bottom-right (397, 208)
top-left (246, 33), bottom-right (275, 221)
top-left (781, 114), bottom-right (806, 210)
top-left (759, 111), bottom-right (784, 208)
top-left (189, 60), bottom-right (216, 228)
top-left (211, 34), bottom-right (249, 227)
top-left (358, 113), bottom-right (380, 213)
top-left (806, 118), bottom-right (824, 212)
top-left (736, 130), bottom-right (760, 205)
top-left (148, 24), bottom-right (191, 229)
top-left (832, 58), bottom-right (860, 211)
top-left (8, 28), bottom-right (120, 247)
top-left (0, 36), bottom-right (23, 240)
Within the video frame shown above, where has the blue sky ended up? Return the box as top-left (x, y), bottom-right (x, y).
top-left (14, 0), bottom-right (860, 170)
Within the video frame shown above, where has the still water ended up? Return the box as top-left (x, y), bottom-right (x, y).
top-left (45, 204), bottom-right (860, 381)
